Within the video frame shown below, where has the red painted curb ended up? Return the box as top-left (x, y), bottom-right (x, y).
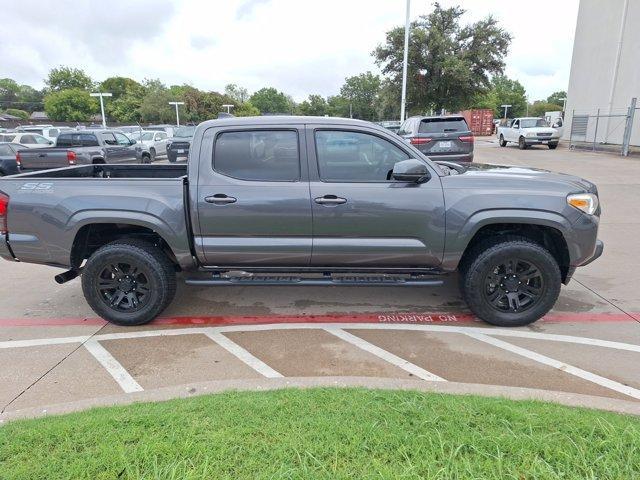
top-left (0, 312), bottom-right (637, 327)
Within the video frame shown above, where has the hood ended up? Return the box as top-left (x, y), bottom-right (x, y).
top-left (437, 161), bottom-right (597, 193)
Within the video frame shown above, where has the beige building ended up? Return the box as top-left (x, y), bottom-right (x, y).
top-left (565, 0), bottom-right (640, 148)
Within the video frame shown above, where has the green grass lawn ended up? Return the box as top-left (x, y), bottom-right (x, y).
top-left (1, 388), bottom-right (639, 479)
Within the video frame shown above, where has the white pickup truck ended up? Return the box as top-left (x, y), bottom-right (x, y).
top-left (497, 117), bottom-right (560, 150)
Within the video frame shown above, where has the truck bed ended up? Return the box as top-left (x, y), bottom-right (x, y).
top-left (14, 164), bottom-right (188, 179)
top-left (0, 164), bottom-right (192, 269)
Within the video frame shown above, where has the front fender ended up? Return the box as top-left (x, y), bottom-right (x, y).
top-left (441, 208), bottom-right (576, 271)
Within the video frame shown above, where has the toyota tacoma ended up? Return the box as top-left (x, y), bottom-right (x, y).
top-left (0, 117), bottom-right (603, 327)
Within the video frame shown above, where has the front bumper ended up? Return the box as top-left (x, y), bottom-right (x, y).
top-left (525, 137), bottom-right (559, 145)
top-left (581, 239), bottom-right (604, 266)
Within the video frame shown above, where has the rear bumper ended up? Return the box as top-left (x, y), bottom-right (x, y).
top-left (427, 152), bottom-right (474, 162)
top-left (0, 234), bottom-right (16, 262)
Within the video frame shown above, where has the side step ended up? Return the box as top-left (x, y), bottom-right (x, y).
top-left (185, 273), bottom-right (444, 287)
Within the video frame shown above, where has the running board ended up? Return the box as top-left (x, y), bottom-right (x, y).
top-left (185, 274), bottom-right (444, 287)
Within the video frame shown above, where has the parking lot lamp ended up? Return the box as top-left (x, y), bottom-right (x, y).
top-left (501, 104), bottom-right (512, 120)
top-left (222, 104), bottom-right (234, 114)
top-left (90, 92), bottom-right (112, 129)
top-left (169, 101), bottom-right (185, 126)
top-left (560, 97), bottom-right (567, 113)
top-left (400, 0), bottom-right (411, 122)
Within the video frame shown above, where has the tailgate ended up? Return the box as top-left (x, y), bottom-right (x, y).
top-left (19, 149), bottom-right (69, 171)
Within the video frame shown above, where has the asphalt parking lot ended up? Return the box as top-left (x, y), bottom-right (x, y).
top-left (1, 139), bottom-right (639, 420)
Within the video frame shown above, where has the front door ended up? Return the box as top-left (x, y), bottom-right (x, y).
top-left (195, 125), bottom-right (312, 266)
top-left (307, 127), bottom-right (445, 268)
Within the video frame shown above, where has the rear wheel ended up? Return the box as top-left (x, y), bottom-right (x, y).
top-left (499, 134), bottom-right (507, 147)
top-left (460, 237), bottom-right (561, 327)
top-left (82, 239), bottom-right (176, 326)
top-left (518, 136), bottom-right (527, 150)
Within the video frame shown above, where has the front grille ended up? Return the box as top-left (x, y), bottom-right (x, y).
top-left (537, 133), bottom-right (552, 137)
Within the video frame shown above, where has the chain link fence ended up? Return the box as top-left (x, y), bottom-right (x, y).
top-left (569, 98), bottom-right (638, 156)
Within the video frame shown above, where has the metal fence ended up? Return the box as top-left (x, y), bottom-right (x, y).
top-left (569, 97), bottom-right (638, 156)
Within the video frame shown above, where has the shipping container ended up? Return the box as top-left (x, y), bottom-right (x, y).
top-left (460, 109), bottom-right (495, 136)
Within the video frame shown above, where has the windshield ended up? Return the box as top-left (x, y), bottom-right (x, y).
top-left (520, 119), bottom-right (548, 128)
top-left (175, 126), bottom-right (196, 137)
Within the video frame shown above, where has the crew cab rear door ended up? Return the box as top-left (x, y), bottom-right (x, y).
top-left (194, 124), bottom-right (312, 266)
top-left (307, 125), bottom-right (445, 268)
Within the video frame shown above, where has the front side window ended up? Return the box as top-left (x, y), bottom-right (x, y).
top-left (101, 132), bottom-right (117, 145)
top-left (114, 133), bottom-right (131, 145)
top-left (213, 130), bottom-right (299, 182)
top-left (315, 130), bottom-right (409, 182)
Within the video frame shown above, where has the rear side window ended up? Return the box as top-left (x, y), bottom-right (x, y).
top-left (56, 133), bottom-right (99, 147)
top-left (213, 130), bottom-right (299, 182)
top-left (0, 145), bottom-right (13, 156)
top-left (419, 118), bottom-right (469, 134)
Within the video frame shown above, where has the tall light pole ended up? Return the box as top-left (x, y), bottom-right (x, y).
top-left (90, 92), bottom-right (112, 128)
top-left (222, 104), bottom-right (234, 114)
top-left (559, 97), bottom-right (567, 114)
top-left (501, 104), bottom-right (512, 120)
top-left (400, 0), bottom-right (411, 122)
top-left (169, 101), bottom-right (185, 126)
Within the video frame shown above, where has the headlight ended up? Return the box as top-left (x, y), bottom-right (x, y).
top-left (526, 132), bottom-right (536, 137)
top-left (567, 193), bottom-right (599, 215)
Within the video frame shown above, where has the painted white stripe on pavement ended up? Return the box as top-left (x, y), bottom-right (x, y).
top-left (324, 327), bottom-right (445, 382)
top-left (466, 332), bottom-right (640, 400)
top-left (204, 331), bottom-right (283, 378)
top-left (84, 340), bottom-right (144, 393)
top-left (1, 324), bottom-right (639, 355)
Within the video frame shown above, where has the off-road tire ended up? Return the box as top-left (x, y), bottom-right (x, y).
top-left (459, 236), bottom-right (561, 327)
top-left (82, 239), bottom-right (176, 326)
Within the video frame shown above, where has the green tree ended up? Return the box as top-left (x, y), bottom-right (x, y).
top-left (45, 67), bottom-right (93, 91)
top-left (0, 79), bottom-right (44, 112)
top-left (139, 80), bottom-right (174, 123)
top-left (235, 101), bottom-right (260, 117)
top-left (44, 88), bottom-right (97, 121)
top-left (490, 75), bottom-right (527, 117)
top-left (340, 72), bottom-right (381, 121)
top-left (224, 84), bottom-right (249, 104)
top-left (374, 2), bottom-right (511, 114)
top-left (546, 91), bottom-right (566, 108)
top-left (529, 101), bottom-right (562, 118)
top-left (2, 108), bottom-right (29, 120)
top-left (297, 94), bottom-right (328, 116)
top-left (373, 80), bottom-right (401, 120)
top-left (326, 95), bottom-right (350, 117)
top-left (0, 78), bottom-right (20, 104)
top-left (249, 87), bottom-right (290, 114)
top-left (100, 77), bottom-right (142, 99)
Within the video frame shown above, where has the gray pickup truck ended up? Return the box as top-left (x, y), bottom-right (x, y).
top-left (0, 116), bottom-right (603, 327)
top-left (16, 129), bottom-right (149, 172)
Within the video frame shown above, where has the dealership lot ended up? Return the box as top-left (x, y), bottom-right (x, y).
top-left (1, 139), bottom-right (639, 420)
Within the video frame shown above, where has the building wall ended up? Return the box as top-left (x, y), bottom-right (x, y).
top-left (564, 0), bottom-right (640, 146)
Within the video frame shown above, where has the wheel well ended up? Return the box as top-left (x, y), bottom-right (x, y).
top-left (460, 223), bottom-right (570, 281)
top-left (70, 224), bottom-right (179, 270)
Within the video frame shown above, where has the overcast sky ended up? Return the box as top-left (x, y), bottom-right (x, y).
top-left (2, 0), bottom-right (579, 101)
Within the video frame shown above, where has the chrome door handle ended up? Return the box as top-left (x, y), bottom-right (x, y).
top-left (205, 194), bottom-right (237, 205)
top-left (314, 195), bottom-right (347, 205)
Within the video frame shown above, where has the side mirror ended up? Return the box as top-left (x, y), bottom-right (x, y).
top-left (130, 139), bottom-right (137, 145)
top-left (392, 159), bottom-right (430, 183)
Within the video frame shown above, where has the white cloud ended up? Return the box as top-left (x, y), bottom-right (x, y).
top-left (1, 0), bottom-right (579, 101)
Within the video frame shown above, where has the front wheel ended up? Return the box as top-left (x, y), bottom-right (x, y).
top-left (518, 136), bottom-right (528, 150)
top-left (460, 238), bottom-right (561, 327)
top-left (548, 143), bottom-right (558, 150)
top-left (81, 239), bottom-right (176, 326)
top-left (499, 134), bottom-right (507, 147)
